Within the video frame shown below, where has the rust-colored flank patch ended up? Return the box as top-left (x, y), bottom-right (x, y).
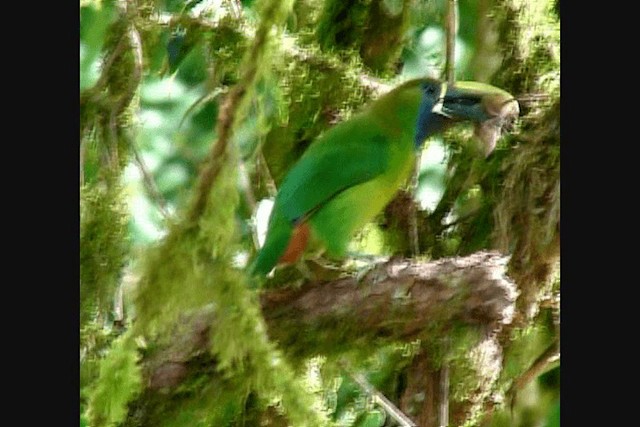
top-left (279, 221), bottom-right (310, 265)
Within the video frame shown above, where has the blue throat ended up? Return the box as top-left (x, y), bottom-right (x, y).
top-left (414, 96), bottom-right (445, 149)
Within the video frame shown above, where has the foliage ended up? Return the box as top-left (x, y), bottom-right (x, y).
top-left (80, 0), bottom-right (560, 425)
top-left (88, 333), bottom-right (143, 427)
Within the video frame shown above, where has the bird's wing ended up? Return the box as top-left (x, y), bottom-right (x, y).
top-left (275, 118), bottom-right (390, 224)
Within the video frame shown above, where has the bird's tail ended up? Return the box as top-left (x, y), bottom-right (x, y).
top-left (248, 209), bottom-right (293, 277)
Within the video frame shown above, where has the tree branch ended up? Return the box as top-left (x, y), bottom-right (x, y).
top-left (261, 251), bottom-right (515, 355)
top-left (131, 139), bottom-right (171, 220)
top-left (154, 10), bottom-right (392, 97)
top-left (343, 366), bottom-right (417, 427)
top-left (441, 4), bottom-right (458, 422)
top-left (139, 251), bottom-right (516, 391)
top-left (508, 338), bottom-right (560, 396)
top-left (126, 252), bottom-right (518, 425)
top-left (187, 2), bottom-right (285, 222)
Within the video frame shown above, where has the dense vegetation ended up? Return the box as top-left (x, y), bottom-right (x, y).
top-left (80, 0), bottom-right (560, 426)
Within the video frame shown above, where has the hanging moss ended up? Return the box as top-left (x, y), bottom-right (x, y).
top-left (485, 0), bottom-right (560, 321)
top-left (80, 179), bottom-right (130, 328)
top-left (80, 0), bottom-right (143, 330)
top-left (121, 351), bottom-right (248, 427)
top-left (493, 99), bottom-right (559, 321)
top-left (130, 157), bottom-right (329, 424)
top-left (88, 332), bottom-right (143, 427)
top-left (109, 0), bottom-right (332, 424)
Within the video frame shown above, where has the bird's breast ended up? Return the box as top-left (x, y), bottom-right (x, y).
top-left (308, 145), bottom-right (415, 256)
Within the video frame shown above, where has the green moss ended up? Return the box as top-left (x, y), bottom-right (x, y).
top-left (315, 0), bottom-right (410, 75)
top-left (289, 0), bottom-right (324, 33)
top-left (359, 0), bottom-right (410, 75)
top-left (88, 332), bottom-right (143, 427)
top-left (80, 179), bottom-right (130, 328)
top-left (316, 0), bottom-right (371, 53)
top-left (500, 318), bottom-right (555, 383)
top-left (125, 0), bottom-right (332, 423)
top-left (262, 44), bottom-right (370, 184)
top-left (122, 356), bottom-right (247, 427)
top-left (206, 17), bottom-right (249, 85)
top-left (492, 0), bottom-right (560, 99)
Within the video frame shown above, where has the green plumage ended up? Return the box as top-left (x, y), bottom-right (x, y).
top-left (250, 78), bottom-right (518, 276)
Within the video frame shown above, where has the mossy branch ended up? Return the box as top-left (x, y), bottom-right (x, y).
top-left (262, 251), bottom-right (515, 349)
top-left (127, 1), bottom-right (333, 425)
top-left (155, 9), bottom-right (392, 96)
top-left (120, 252), bottom-right (517, 424)
top-left (187, 4), bottom-right (275, 221)
top-left (507, 337), bottom-right (559, 398)
top-left (80, 0), bottom-right (144, 331)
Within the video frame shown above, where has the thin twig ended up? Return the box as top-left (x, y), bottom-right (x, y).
top-left (113, 278), bottom-right (125, 326)
top-left (251, 149), bottom-right (277, 252)
top-left (188, 83), bottom-right (248, 222)
top-left (80, 139), bottom-right (87, 186)
top-left (515, 93), bottom-right (551, 103)
top-left (341, 364), bottom-right (416, 427)
top-left (228, 0), bottom-right (242, 19)
top-left (238, 159), bottom-right (261, 251)
top-left (445, 0), bottom-right (458, 84)
top-left (437, 208), bottom-right (480, 233)
top-left (178, 87), bottom-right (228, 130)
top-left (86, 34), bottom-right (128, 101)
top-left (509, 338), bottom-right (560, 395)
top-left (105, 4), bottom-right (145, 170)
top-left (428, 156), bottom-right (473, 238)
top-left (114, 17), bottom-right (144, 116)
top-left (438, 338), bottom-right (451, 427)
top-left (439, 3), bottom-right (459, 424)
top-left (82, 0), bottom-right (140, 107)
top-left (108, 110), bottom-right (120, 169)
top-left (187, 1), bottom-right (285, 222)
top-left (409, 152), bottom-right (422, 256)
top-left (132, 141), bottom-right (172, 220)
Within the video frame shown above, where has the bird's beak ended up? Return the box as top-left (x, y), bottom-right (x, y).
top-left (432, 81), bottom-right (520, 157)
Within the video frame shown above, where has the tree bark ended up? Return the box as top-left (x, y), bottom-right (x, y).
top-left (261, 251), bottom-right (516, 358)
top-left (128, 251), bottom-right (517, 425)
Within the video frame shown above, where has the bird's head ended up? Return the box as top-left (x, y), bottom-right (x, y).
top-left (414, 79), bottom-right (520, 156)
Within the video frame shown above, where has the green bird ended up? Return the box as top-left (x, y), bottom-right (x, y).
top-left (250, 78), bottom-right (519, 276)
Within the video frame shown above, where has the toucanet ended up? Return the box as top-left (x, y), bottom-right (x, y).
top-left (250, 78), bottom-right (519, 276)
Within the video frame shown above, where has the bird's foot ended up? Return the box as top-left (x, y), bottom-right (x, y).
top-left (345, 252), bottom-right (390, 282)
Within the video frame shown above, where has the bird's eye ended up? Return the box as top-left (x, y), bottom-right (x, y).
top-left (425, 85), bottom-right (436, 95)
